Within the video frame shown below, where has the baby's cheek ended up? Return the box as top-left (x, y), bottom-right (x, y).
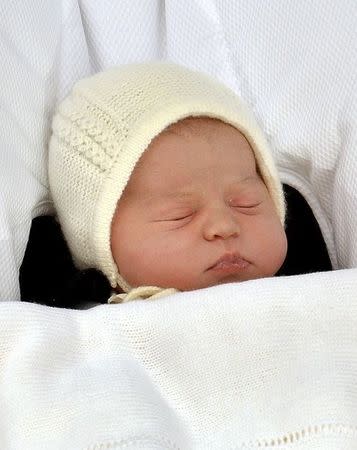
top-left (249, 214), bottom-right (287, 276)
top-left (111, 231), bottom-right (144, 283)
top-left (276, 229), bottom-right (288, 266)
top-left (265, 225), bottom-right (288, 275)
top-left (125, 232), bottom-right (196, 288)
top-left (114, 235), bottom-right (167, 286)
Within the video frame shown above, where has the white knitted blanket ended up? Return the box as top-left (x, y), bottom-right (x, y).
top-left (1, 269), bottom-right (357, 449)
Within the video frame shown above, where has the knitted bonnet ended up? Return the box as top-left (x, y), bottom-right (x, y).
top-left (48, 62), bottom-right (285, 294)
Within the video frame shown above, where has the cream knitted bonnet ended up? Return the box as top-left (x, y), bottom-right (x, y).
top-left (48, 62), bottom-right (285, 295)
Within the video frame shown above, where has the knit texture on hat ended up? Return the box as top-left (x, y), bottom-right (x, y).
top-left (48, 62), bottom-right (285, 293)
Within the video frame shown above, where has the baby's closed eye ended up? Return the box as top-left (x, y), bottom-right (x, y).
top-left (228, 193), bottom-right (264, 209)
top-left (153, 207), bottom-right (195, 223)
top-left (161, 213), bottom-right (193, 222)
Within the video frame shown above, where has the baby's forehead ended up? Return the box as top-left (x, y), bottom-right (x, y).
top-left (131, 116), bottom-right (259, 190)
top-left (162, 116), bottom-right (235, 140)
top-left (138, 116), bottom-right (255, 176)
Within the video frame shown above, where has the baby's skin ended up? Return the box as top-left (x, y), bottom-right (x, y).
top-left (111, 117), bottom-right (287, 291)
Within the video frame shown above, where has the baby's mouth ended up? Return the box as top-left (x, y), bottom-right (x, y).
top-left (207, 253), bottom-right (250, 274)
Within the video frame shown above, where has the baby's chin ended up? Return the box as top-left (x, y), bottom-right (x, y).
top-left (174, 267), bottom-right (280, 291)
top-left (158, 272), bottom-right (252, 292)
top-left (124, 263), bottom-right (280, 292)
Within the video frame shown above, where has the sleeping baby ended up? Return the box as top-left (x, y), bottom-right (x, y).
top-left (48, 62), bottom-right (287, 303)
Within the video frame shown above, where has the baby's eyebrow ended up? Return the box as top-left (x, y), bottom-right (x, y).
top-left (137, 190), bottom-right (194, 204)
top-left (141, 175), bottom-right (261, 203)
top-left (163, 191), bottom-right (195, 200)
top-left (234, 175), bottom-right (260, 185)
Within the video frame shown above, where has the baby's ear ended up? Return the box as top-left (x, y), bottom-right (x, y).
top-left (54, 268), bottom-right (112, 308)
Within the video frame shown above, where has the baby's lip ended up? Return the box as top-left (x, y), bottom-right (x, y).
top-left (207, 252), bottom-right (250, 272)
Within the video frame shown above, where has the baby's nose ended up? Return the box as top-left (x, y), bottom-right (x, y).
top-left (202, 207), bottom-right (240, 241)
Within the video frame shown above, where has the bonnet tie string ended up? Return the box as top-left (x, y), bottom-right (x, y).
top-left (108, 286), bottom-right (178, 304)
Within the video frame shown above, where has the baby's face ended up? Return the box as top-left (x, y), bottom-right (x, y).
top-left (111, 118), bottom-right (287, 291)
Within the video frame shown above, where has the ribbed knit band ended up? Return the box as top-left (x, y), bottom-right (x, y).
top-left (48, 62), bottom-right (285, 292)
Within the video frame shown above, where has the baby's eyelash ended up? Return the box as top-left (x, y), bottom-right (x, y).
top-left (229, 202), bottom-right (262, 209)
top-left (167, 214), bottom-right (192, 221)
top-left (236, 203), bottom-right (262, 208)
top-left (153, 213), bottom-right (193, 223)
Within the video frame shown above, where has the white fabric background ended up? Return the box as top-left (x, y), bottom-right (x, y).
top-left (1, 0), bottom-right (357, 300)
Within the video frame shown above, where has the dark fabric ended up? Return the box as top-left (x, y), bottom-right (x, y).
top-left (19, 184), bottom-right (332, 308)
top-left (19, 217), bottom-right (111, 308)
top-left (276, 185), bottom-right (332, 276)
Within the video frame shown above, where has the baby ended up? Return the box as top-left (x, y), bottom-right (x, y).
top-left (49, 63), bottom-right (287, 303)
